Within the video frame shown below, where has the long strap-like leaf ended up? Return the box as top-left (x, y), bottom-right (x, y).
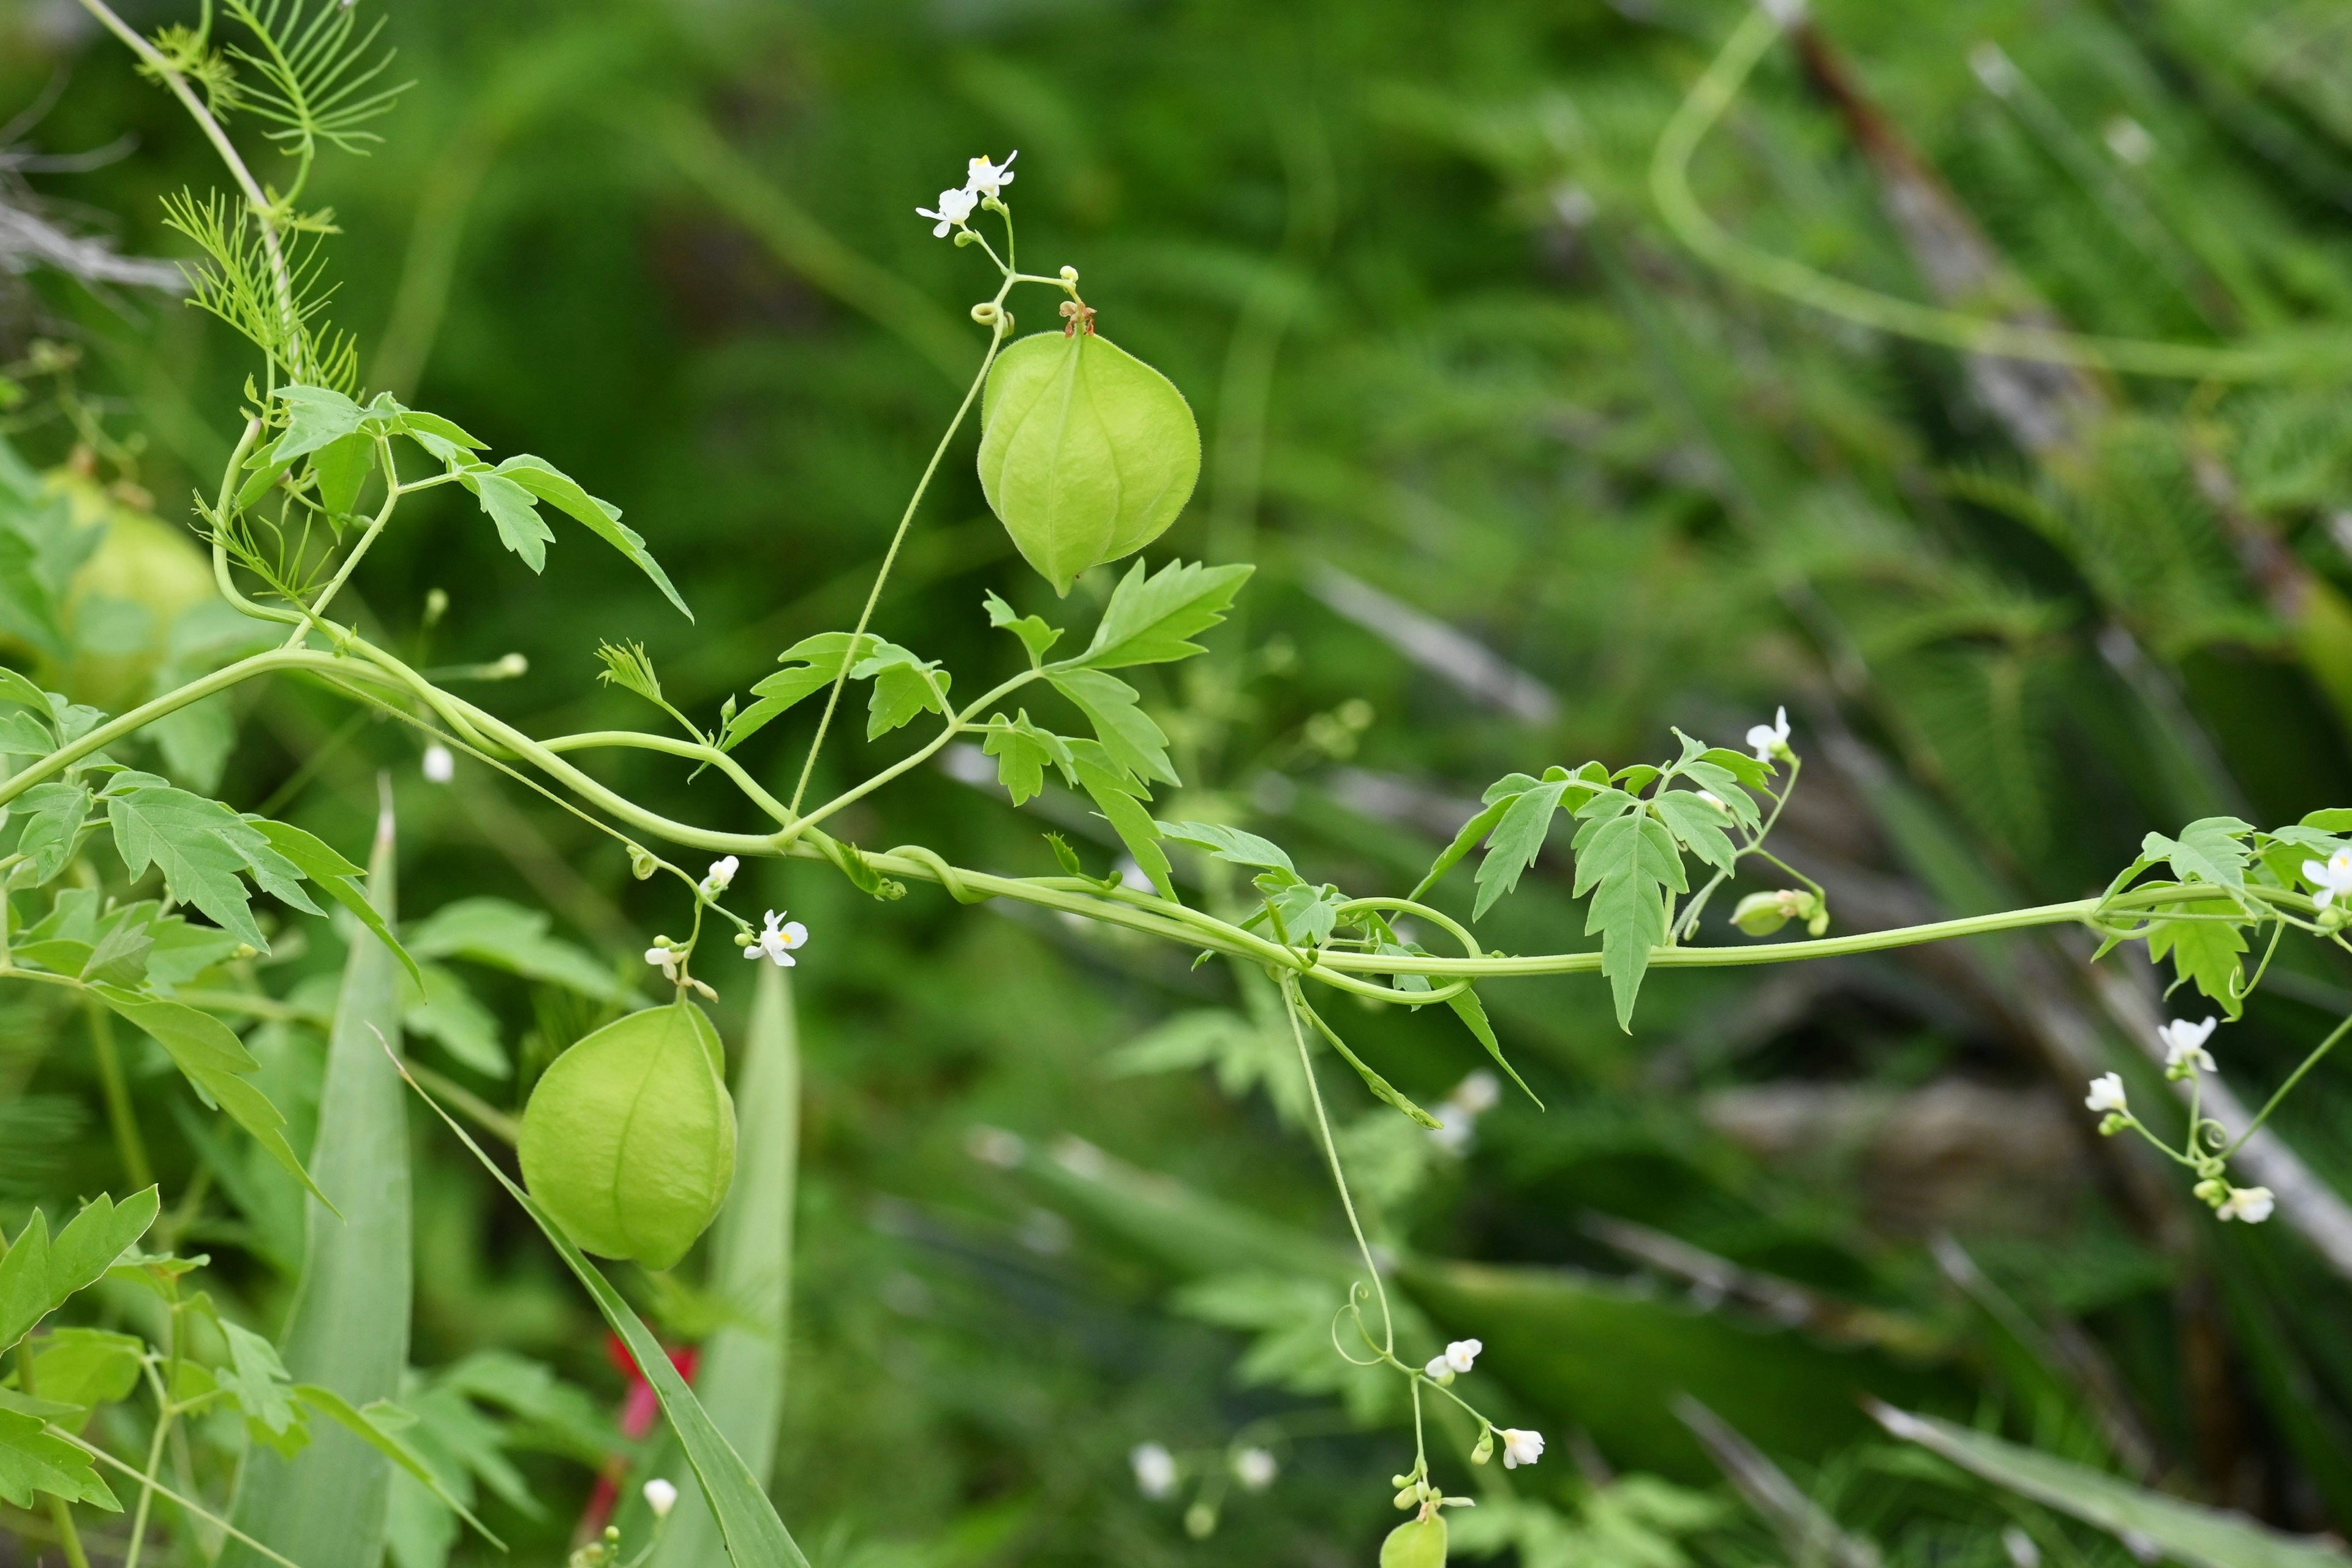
top-left (224, 794), bottom-right (410, 1568)
top-left (399, 1051), bottom-right (810, 1567)
top-left (650, 959), bottom-right (799, 1567)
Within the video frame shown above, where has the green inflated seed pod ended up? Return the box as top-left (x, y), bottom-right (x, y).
top-left (519, 1002), bottom-right (736, 1271)
top-left (1381, 1515), bottom-right (1447, 1568)
top-left (976, 328), bottom-right (1201, 595)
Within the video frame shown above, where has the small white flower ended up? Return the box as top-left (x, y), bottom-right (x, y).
top-left (2159, 1016), bottom-right (2217, 1074)
top-left (917, 186), bottom-right (978, 237)
top-left (645, 944), bottom-right (681, 984)
top-left (1746, 706), bottom-right (1791, 763)
top-left (1131, 1442), bottom-right (1178, 1499)
top-left (421, 744), bottom-right (454, 783)
top-left (1450, 1071), bottom-right (1501, 1117)
top-left (1697, 790), bottom-right (1726, 811)
top-left (2305, 850), bottom-right (2352, 908)
top-left (2084, 1072), bottom-right (2127, 1114)
top-left (964, 150), bottom-right (1018, 198)
top-left (700, 856), bottom-right (740, 897)
top-left (1499, 1428), bottom-right (1545, 1469)
top-left (1232, 1447), bottom-right (1277, 1491)
top-left (1421, 1338), bottom-right (1481, 1381)
top-left (643, 1478), bottom-right (678, 1520)
top-left (745, 910), bottom-right (809, 967)
top-left (2217, 1186), bottom-right (2275, 1224)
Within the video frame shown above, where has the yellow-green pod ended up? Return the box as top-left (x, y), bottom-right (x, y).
top-left (976, 330), bottom-right (1200, 595)
top-left (1380, 1515), bottom-right (1447, 1568)
top-left (519, 1002), bottom-right (737, 1271)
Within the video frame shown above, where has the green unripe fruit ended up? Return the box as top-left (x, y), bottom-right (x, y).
top-left (518, 1003), bottom-right (737, 1271)
top-left (976, 328), bottom-right (1200, 595)
top-left (1380, 1515), bottom-right (1447, 1568)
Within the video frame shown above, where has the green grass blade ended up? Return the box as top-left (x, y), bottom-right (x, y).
top-left (397, 1052), bottom-right (810, 1567)
top-left (224, 796), bottom-right (410, 1568)
top-left (648, 960), bottom-right (799, 1567)
top-left (1871, 1404), bottom-right (2352, 1568)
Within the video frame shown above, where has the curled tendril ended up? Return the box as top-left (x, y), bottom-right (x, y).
top-left (1328, 1283), bottom-right (1387, 1368)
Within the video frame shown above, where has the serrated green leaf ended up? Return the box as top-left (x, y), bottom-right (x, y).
top-left (272, 385), bottom-right (368, 463)
top-left (1049, 668), bottom-right (1176, 786)
top-left (0, 1408), bottom-right (119, 1511)
top-left (92, 986), bottom-right (327, 1203)
top-left (311, 429), bottom-right (375, 518)
top-left (2144, 910), bottom-right (2251, 1017)
top-left (1155, 819), bottom-right (1295, 873)
top-left (983, 590), bottom-right (1063, 665)
top-left (718, 633), bottom-right (878, 753)
top-left (981, 711), bottom-right (1075, 805)
top-left (1696, 747), bottom-right (1771, 790)
top-left (0, 665), bottom-right (53, 715)
top-left (31, 1328), bottom-right (145, 1415)
top-left (14, 781), bottom-right (90, 884)
top-left (848, 641), bottom-right (949, 739)
top-left (496, 456), bottom-right (692, 621)
top-left (1256, 880), bottom-right (1348, 948)
top-left (105, 775), bottom-right (318, 950)
top-left (459, 470), bottom-right (554, 572)
top-left (1411, 794), bottom-right (1514, 902)
top-left (2144, 816), bottom-right (2256, 891)
top-left (1575, 810), bottom-right (1685, 1032)
top-left (1070, 558), bottom-right (1253, 669)
top-left (0, 1188), bottom-right (159, 1352)
top-left (1069, 743), bottom-right (1175, 900)
top-left (254, 819), bottom-right (419, 984)
top-left (0, 707), bottom-right (53, 753)
top-left (1444, 986), bottom-right (1541, 1108)
top-left (1652, 789), bottom-right (1737, 874)
top-left (218, 1319), bottom-right (305, 1451)
top-left (1474, 780), bottom-right (1570, 919)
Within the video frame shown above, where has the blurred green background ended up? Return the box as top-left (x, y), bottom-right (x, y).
top-left (13, 0), bottom-right (2352, 1562)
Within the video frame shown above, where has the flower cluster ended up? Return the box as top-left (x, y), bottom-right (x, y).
top-left (2084, 1019), bottom-right (2272, 1225)
top-left (917, 150), bottom-right (1017, 238)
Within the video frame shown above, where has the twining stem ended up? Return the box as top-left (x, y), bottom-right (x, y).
top-left (2228, 1009), bottom-right (2352, 1155)
top-left (121, 1384), bottom-right (176, 1568)
top-left (1281, 973), bottom-right (1393, 1355)
top-left (785, 289), bottom-right (1011, 821)
top-left (284, 438), bottom-right (402, 645)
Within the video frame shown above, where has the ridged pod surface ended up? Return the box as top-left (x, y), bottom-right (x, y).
top-left (519, 1002), bottom-right (737, 1270)
top-left (1380, 1515), bottom-right (1447, 1568)
top-left (976, 330), bottom-right (1200, 594)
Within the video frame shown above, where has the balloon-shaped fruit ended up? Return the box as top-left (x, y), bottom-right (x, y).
top-left (0, 472), bottom-right (218, 713)
top-left (1381, 1515), bottom-right (1447, 1567)
top-left (976, 328), bottom-right (1200, 594)
top-left (518, 1002), bottom-right (737, 1271)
